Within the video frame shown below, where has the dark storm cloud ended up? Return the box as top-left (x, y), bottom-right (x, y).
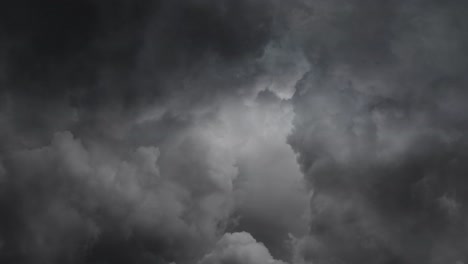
top-left (3, 0), bottom-right (468, 264)
top-left (0, 1), bottom-right (290, 264)
top-left (0, 0), bottom-right (283, 150)
top-left (288, 0), bottom-right (468, 263)
top-left (0, 0), bottom-right (274, 99)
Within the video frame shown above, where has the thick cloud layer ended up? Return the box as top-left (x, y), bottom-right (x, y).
top-left (288, 0), bottom-right (468, 263)
top-left (1, 0), bottom-right (468, 264)
top-left (0, 1), bottom-right (309, 263)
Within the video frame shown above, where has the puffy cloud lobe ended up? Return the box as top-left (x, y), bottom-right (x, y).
top-left (199, 232), bottom-right (287, 264)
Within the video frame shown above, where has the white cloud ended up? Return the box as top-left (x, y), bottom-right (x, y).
top-left (199, 232), bottom-right (288, 264)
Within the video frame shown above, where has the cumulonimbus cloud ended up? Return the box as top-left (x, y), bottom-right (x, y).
top-left (1, 1), bottom-right (467, 264)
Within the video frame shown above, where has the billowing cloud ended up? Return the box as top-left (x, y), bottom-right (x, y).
top-left (0, 1), bottom-right (285, 262)
top-left (199, 232), bottom-right (287, 264)
top-left (288, 0), bottom-right (468, 263)
top-left (1, 0), bottom-right (467, 264)
top-left (1, 126), bottom-right (239, 263)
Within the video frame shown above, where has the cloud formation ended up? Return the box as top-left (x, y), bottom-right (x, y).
top-left (199, 232), bottom-right (287, 264)
top-left (1, 0), bottom-right (468, 264)
top-left (288, 0), bottom-right (468, 263)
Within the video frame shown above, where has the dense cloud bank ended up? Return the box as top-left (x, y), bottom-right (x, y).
top-left (0, 1), bottom-right (306, 263)
top-left (288, 0), bottom-right (468, 264)
top-left (0, 0), bottom-right (467, 264)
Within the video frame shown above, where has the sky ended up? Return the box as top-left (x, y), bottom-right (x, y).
top-left (0, 1), bottom-right (468, 264)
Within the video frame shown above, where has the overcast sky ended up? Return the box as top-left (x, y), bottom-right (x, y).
top-left (1, 1), bottom-right (468, 264)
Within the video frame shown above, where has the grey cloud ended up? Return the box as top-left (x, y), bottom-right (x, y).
top-left (227, 92), bottom-right (309, 262)
top-left (199, 232), bottom-right (287, 264)
top-left (0, 1), bottom-right (304, 263)
top-left (1, 127), bottom-right (238, 263)
top-left (288, 0), bottom-right (468, 263)
top-left (0, 0), bottom-right (275, 101)
top-left (2, 0), bottom-right (467, 264)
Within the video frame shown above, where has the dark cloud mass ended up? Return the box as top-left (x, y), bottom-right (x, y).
top-left (288, 0), bottom-right (468, 263)
top-left (0, 0), bottom-right (467, 264)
